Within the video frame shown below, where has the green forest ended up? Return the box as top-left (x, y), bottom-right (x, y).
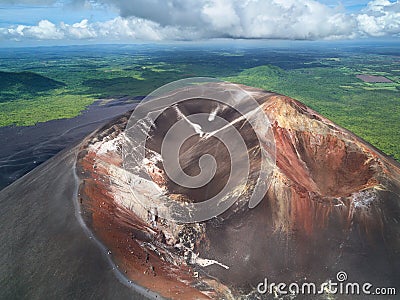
top-left (0, 44), bottom-right (398, 160)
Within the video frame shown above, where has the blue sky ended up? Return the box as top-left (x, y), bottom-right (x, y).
top-left (320, 0), bottom-right (370, 9)
top-left (0, 1), bottom-right (118, 27)
top-left (0, 0), bottom-right (399, 46)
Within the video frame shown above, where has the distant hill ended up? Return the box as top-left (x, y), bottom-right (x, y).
top-left (0, 71), bottom-right (65, 102)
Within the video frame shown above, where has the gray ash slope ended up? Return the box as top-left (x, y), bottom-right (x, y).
top-left (0, 97), bottom-right (137, 190)
top-left (0, 147), bottom-right (147, 300)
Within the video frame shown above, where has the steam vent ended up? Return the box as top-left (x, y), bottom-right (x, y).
top-left (76, 83), bottom-right (400, 299)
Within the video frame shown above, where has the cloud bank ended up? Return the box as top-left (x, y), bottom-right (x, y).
top-left (1, 0), bottom-right (400, 43)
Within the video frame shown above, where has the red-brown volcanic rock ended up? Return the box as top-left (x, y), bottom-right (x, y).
top-left (76, 85), bottom-right (400, 299)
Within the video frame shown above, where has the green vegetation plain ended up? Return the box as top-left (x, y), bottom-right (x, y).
top-left (0, 43), bottom-right (398, 161)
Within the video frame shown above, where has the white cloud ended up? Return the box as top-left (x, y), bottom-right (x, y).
top-left (1, 0), bottom-right (400, 43)
top-left (357, 0), bottom-right (400, 36)
top-left (6, 20), bottom-right (64, 40)
top-left (96, 0), bottom-right (356, 40)
top-left (61, 19), bottom-right (96, 39)
top-left (222, 0), bottom-right (355, 39)
top-left (28, 19), bottom-right (64, 39)
top-left (2, 17), bottom-right (195, 41)
top-left (94, 17), bottom-right (164, 40)
top-left (201, 0), bottom-right (241, 34)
